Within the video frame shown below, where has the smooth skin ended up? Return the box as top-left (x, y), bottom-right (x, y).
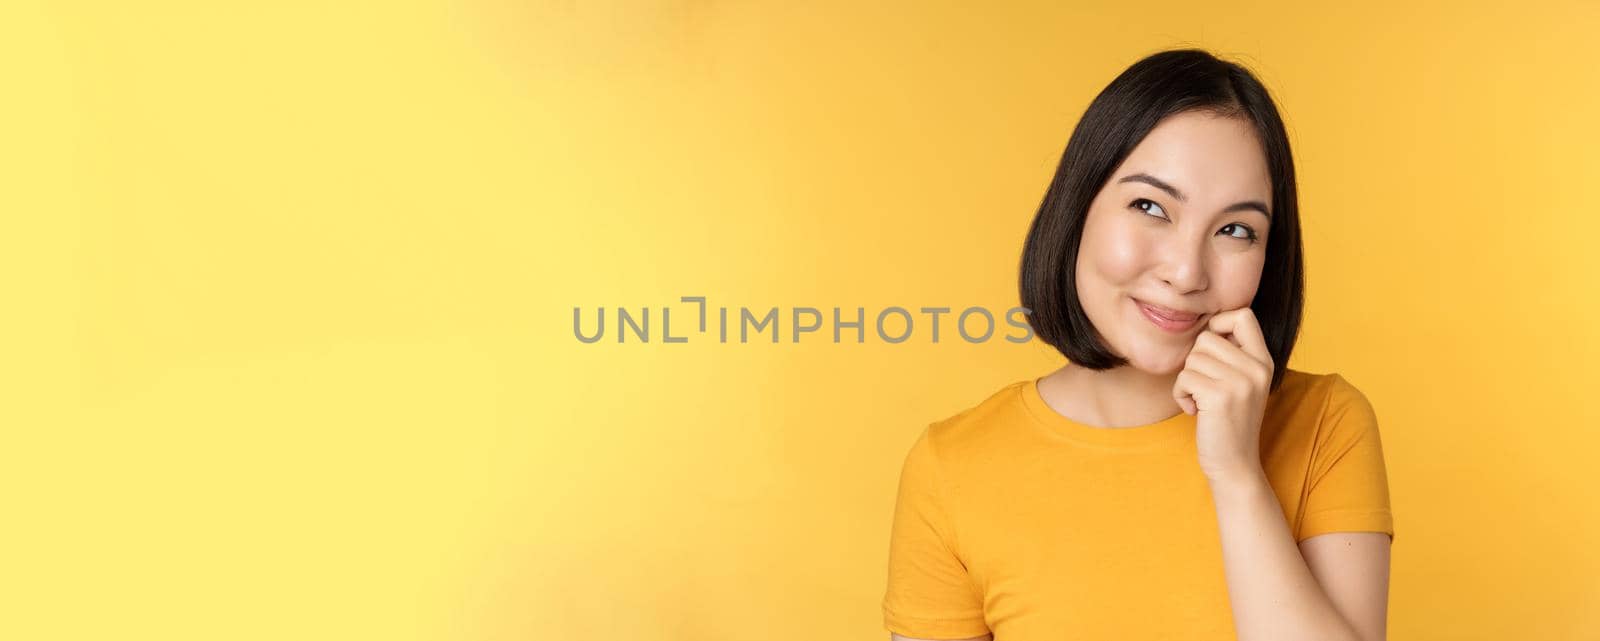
top-left (892, 110), bottom-right (1388, 640)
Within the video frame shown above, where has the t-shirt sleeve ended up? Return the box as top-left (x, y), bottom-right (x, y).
top-left (882, 425), bottom-right (990, 639)
top-left (1297, 374), bottom-right (1396, 544)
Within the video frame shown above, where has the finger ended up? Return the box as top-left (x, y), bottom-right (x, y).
top-left (1182, 349), bottom-right (1236, 384)
top-left (1192, 331), bottom-right (1263, 380)
top-left (1172, 368), bottom-right (1216, 414)
top-left (1179, 397), bottom-right (1196, 415)
top-left (1205, 308), bottom-right (1273, 365)
top-left (1172, 372), bottom-right (1196, 415)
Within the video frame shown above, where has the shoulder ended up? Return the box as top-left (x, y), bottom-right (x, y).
top-left (1263, 368), bottom-right (1379, 438)
top-left (1267, 368), bottom-right (1380, 443)
top-left (915, 379), bottom-right (1033, 460)
top-left (1300, 369), bottom-right (1376, 422)
top-left (1270, 368), bottom-right (1373, 414)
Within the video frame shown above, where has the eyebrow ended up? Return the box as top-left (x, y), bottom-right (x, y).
top-left (1117, 172), bottom-right (1271, 219)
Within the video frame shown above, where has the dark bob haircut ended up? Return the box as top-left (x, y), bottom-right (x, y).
top-left (1018, 48), bottom-right (1303, 392)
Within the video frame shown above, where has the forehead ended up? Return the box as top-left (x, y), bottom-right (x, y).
top-left (1112, 110), bottom-right (1271, 203)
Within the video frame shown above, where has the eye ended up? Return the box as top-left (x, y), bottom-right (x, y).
top-left (1129, 198), bottom-right (1167, 219)
top-left (1220, 223), bottom-right (1260, 243)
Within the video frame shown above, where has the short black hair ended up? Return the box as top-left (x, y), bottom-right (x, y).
top-left (1018, 48), bottom-right (1304, 392)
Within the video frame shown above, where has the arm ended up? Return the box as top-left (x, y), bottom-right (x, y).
top-left (1209, 469), bottom-right (1391, 641)
top-left (883, 426), bottom-right (992, 640)
top-left (1176, 312), bottom-right (1392, 641)
top-left (887, 477), bottom-right (1390, 641)
top-left (886, 474), bottom-right (1388, 641)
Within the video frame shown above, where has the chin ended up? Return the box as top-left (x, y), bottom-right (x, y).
top-left (1116, 340), bottom-right (1189, 375)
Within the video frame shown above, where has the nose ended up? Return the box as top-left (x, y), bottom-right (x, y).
top-left (1156, 235), bottom-right (1209, 294)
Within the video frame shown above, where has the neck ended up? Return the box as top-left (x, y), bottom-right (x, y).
top-left (1037, 361), bottom-right (1185, 429)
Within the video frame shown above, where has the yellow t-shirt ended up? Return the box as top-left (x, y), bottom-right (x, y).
top-left (882, 368), bottom-right (1394, 640)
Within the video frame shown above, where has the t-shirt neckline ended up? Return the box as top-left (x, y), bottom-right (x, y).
top-left (1019, 376), bottom-right (1195, 450)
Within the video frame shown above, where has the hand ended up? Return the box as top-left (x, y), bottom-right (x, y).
top-left (1172, 307), bottom-right (1275, 485)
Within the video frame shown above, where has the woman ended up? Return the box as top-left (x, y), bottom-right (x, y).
top-left (882, 49), bottom-right (1394, 641)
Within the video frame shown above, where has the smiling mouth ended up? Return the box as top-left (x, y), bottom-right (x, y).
top-left (1134, 298), bottom-right (1202, 332)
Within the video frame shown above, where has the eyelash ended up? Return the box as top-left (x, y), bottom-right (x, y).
top-left (1129, 198), bottom-right (1259, 243)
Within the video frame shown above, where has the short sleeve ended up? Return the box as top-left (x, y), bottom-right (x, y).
top-left (882, 425), bottom-right (990, 638)
top-left (1297, 374), bottom-right (1396, 544)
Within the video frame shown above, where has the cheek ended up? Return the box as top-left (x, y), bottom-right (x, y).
top-left (1213, 257), bottom-right (1266, 308)
top-left (1079, 222), bottom-right (1150, 287)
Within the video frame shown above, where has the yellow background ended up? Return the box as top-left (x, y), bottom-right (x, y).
top-left (5, 1), bottom-right (1597, 639)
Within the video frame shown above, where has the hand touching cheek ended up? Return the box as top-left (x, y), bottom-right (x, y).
top-left (1172, 308), bottom-right (1275, 485)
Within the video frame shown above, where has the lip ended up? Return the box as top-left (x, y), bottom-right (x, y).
top-left (1135, 298), bottom-right (1202, 333)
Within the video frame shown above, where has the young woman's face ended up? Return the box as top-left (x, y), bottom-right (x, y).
top-left (1075, 109), bottom-right (1273, 375)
